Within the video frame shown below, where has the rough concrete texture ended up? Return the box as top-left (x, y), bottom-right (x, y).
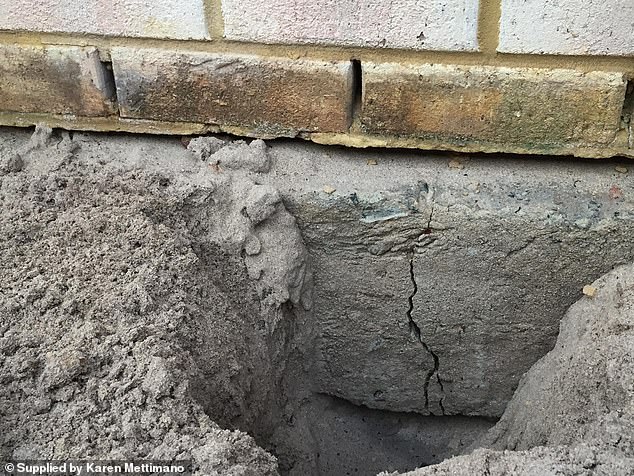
top-left (221, 0), bottom-right (479, 51)
top-left (0, 45), bottom-right (116, 117)
top-left (361, 62), bottom-right (628, 153)
top-left (257, 141), bottom-right (634, 418)
top-left (0, 126), bottom-right (312, 474)
top-left (499, 0), bottom-right (634, 56)
top-left (0, 0), bottom-right (209, 40)
top-left (388, 262), bottom-right (634, 475)
top-left (111, 48), bottom-right (354, 135)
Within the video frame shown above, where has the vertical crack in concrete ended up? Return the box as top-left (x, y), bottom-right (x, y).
top-left (426, 202), bottom-right (434, 231)
top-left (422, 196), bottom-right (435, 235)
top-left (407, 253), bottom-right (445, 415)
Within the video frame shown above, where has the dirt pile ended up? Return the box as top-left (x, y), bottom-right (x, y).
top-left (0, 127), bottom-right (311, 475)
top-left (394, 445), bottom-right (634, 475)
top-left (481, 263), bottom-right (634, 454)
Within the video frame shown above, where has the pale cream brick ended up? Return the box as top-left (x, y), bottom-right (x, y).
top-left (0, 0), bottom-right (209, 40)
top-left (222, 0), bottom-right (480, 51)
top-left (499, 0), bottom-right (634, 56)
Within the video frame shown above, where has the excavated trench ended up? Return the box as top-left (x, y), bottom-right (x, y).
top-left (0, 127), bottom-right (494, 476)
top-left (3, 127), bottom-right (634, 475)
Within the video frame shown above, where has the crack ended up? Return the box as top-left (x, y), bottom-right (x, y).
top-left (505, 230), bottom-right (559, 258)
top-left (421, 195), bottom-right (435, 235)
top-left (437, 373), bottom-right (445, 415)
top-left (407, 252), bottom-right (445, 415)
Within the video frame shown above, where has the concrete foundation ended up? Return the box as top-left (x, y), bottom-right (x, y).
top-left (259, 140), bottom-right (634, 417)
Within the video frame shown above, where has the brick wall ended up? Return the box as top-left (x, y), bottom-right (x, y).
top-left (0, 0), bottom-right (633, 158)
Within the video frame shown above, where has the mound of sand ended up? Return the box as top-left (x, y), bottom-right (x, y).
top-left (0, 127), bottom-right (311, 475)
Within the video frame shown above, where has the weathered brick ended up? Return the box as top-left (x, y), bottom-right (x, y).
top-left (360, 63), bottom-right (627, 151)
top-left (111, 48), bottom-right (354, 134)
top-left (499, 0), bottom-right (634, 56)
top-left (0, 0), bottom-right (208, 40)
top-left (0, 45), bottom-right (116, 117)
top-left (222, 0), bottom-right (479, 51)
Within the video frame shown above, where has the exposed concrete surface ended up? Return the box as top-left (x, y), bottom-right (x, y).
top-left (389, 261), bottom-right (634, 475)
top-left (499, 0), bottom-right (634, 56)
top-left (259, 142), bottom-right (634, 417)
top-left (221, 0), bottom-right (479, 51)
top-left (0, 0), bottom-right (209, 39)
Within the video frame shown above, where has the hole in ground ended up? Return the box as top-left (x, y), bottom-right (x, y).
top-left (0, 131), bottom-right (495, 475)
top-left (264, 393), bottom-right (496, 476)
top-left (183, 277), bottom-right (495, 476)
top-left (178, 225), bottom-right (495, 475)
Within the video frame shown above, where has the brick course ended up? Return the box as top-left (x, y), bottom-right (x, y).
top-left (111, 48), bottom-right (354, 135)
top-left (0, 0), bottom-right (632, 158)
top-left (0, 45), bottom-right (116, 117)
top-left (360, 63), bottom-right (627, 150)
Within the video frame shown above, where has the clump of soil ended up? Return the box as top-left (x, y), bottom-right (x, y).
top-left (0, 127), bottom-right (311, 475)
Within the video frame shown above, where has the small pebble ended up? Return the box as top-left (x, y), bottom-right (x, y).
top-left (367, 159), bottom-right (378, 166)
top-left (615, 165), bottom-right (628, 174)
top-left (582, 285), bottom-right (597, 298)
top-left (0, 154), bottom-right (24, 173)
top-left (323, 185), bottom-right (336, 194)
